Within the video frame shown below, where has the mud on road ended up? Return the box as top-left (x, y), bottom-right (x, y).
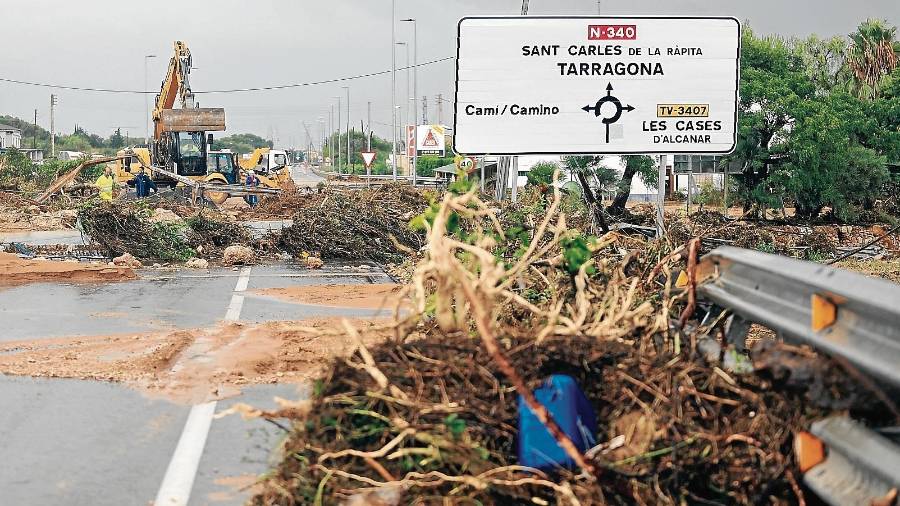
top-left (0, 317), bottom-right (391, 404)
top-left (0, 252), bottom-right (135, 286)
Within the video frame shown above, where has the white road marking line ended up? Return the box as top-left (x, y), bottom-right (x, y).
top-left (223, 295), bottom-right (245, 322)
top-left (153, 401), bottom-right (216, 506)
top-left (233, 266), bottom-right (251, 293)
top-left (153, 266), bottom-right (252, 506)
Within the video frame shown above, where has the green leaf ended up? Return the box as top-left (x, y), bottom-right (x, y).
top-left (443, 414), bottom-right (466, 439)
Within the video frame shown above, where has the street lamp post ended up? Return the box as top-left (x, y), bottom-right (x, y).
top-left (329, 105), bottom-right (334, 169)
top-left (334, 96), bottom-right (342, 173)
top-left (394, 105), bottom-right (402, 170)
top-left (396, 42), bottom-right (409, 179)
top-left (401, 18), bottom-right (417, 186)
top-left (342, 86), bottom-right (350, 174)
top-left (390, 0), bottom-right (397, 180)
top-left (144, 54), bottom-right (156, 145)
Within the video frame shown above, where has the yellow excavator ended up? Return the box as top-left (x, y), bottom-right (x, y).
top-left (110, 41), bottom-right (232, 203)
top-left (237, 147), bottom-right (294, 190)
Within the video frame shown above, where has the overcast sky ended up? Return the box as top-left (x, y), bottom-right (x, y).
top-left (0, 0), bottom-right (896, 148)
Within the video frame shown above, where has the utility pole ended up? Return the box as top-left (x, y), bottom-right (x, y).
top-left (50, 94), bottom-right (57, 158)
top-left (343, 86), bottom-right (350, 174)
top-left (422, 96), bottom-right (428, 124)
top-left (390, 0), bottom-right (397, 180)
top-left (436, 94), bottom-right (443, 125)
top-left (32, 109), bottom-right (37, 149)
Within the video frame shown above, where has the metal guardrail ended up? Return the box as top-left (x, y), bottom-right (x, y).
top-left (804, 417), bottom-right (900, 505)
top-left (314, 169), bottom-right (446, 187)
top-left (695, 246), bottom-right (900, 388)
top-left (694, 247), bottom-right (900, 505)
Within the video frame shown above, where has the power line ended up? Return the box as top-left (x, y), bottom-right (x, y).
top-left (0, 56), bottom-right (455, 95)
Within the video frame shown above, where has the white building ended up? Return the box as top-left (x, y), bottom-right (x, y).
top-left (0, 123), bottom-right (22, 149)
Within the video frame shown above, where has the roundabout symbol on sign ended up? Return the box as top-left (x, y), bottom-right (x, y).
top-left (582, 82), bottom-right (635, 143)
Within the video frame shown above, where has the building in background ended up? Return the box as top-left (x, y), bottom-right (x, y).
top-left (0, 123), bottom-right (22, 149)
top-left (672, 154), bottom-right (740, 193)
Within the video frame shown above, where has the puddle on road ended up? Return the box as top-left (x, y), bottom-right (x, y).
top-left (0, 229), bottom-right (88, 246)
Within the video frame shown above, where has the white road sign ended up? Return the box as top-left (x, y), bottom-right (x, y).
top-left (361, 151), bottom-right (377, 168)
top-left (453, 16), bottom-right (741, 155)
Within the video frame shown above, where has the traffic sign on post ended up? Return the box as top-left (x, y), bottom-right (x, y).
top-left (453, 16), bottom-right (741, 155)
top-left (455, 156), bottom-right (476, 173)
top-left (361, 151), bottom-right (377, 169)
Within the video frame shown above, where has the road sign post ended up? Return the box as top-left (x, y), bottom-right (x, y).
top-left (362, 151), bottom-right (376, 187)
top-left (453, 16), bottom-right (740, 233)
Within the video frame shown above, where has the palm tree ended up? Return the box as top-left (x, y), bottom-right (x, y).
top-left (847, 19), bottom-right (900, 100)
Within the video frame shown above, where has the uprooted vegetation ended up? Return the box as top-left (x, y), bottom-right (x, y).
top-left (78, 201), bottom-right (252, 261)
top-left (243, 178), bottom-right (895, 505)
top-left (277, 184), bottom-right (430, 263)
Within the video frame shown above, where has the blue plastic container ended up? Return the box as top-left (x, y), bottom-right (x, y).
top-left (517, 374), bottom-right (597, 471)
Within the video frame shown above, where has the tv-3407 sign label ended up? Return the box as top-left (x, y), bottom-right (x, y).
top-left (453, 16), bottom-right (741, 155)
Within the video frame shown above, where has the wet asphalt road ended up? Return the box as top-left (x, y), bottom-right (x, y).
top-left (290, 163), bottom-right (325, 188)
top-left (0, 262), bottom-right (391, 505)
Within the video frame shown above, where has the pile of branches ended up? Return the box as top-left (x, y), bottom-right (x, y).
top-left (241, 187), bottom-right (315, 219)
top-left (79, 202), bottom-right (250, 261)
top-left (667, 211), bottom-right (898, 262)
top-left (278, 184), bottom-right (429, 263)
top-left (249, 179), bottom-right (893, 505)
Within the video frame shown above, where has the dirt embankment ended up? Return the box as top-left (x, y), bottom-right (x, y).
top-left (251, 283), bottom-right (408, 310)
top-left (0, 252), bottom-right (136, 286)
top-left (0, 317), bottom-right (389, 404)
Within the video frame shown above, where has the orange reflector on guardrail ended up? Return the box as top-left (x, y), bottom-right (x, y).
top-left (811, 294), bottom-right (837, 332)
top-left (794, 431), bottom-right (826, 473)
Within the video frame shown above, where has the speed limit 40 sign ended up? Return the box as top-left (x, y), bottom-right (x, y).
top-left (455, 156), bottom-right (476, 172)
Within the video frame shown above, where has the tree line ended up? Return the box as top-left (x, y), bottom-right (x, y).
top-left (529, 19), bottom-right (900, 223)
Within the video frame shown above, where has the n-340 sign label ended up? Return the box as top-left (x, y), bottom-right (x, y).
top-left (453, 16), bottom-right (741, 155)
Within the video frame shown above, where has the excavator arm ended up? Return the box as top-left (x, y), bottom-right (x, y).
top-left (151, 41), bottom-right (224, 140)
top-left (149, 40), bottom-right (225, 180)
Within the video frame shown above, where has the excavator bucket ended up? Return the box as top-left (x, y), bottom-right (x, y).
top-left (160, 108), bottom-right (226, 132)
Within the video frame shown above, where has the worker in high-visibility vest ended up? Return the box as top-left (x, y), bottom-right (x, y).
top-left (94, 166), bottom-right (116, 201)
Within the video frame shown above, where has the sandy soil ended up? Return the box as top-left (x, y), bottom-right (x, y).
top-left (835, 258), bottom-right (900, 283)
top-left (0, 253), bottom-right (136, 286)
top-left (0, 317), bottom-right (390, 404)
top-left (251, 283), bottom-right (408, 310)
top-left (207, 474), bottom-right (262, 503)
